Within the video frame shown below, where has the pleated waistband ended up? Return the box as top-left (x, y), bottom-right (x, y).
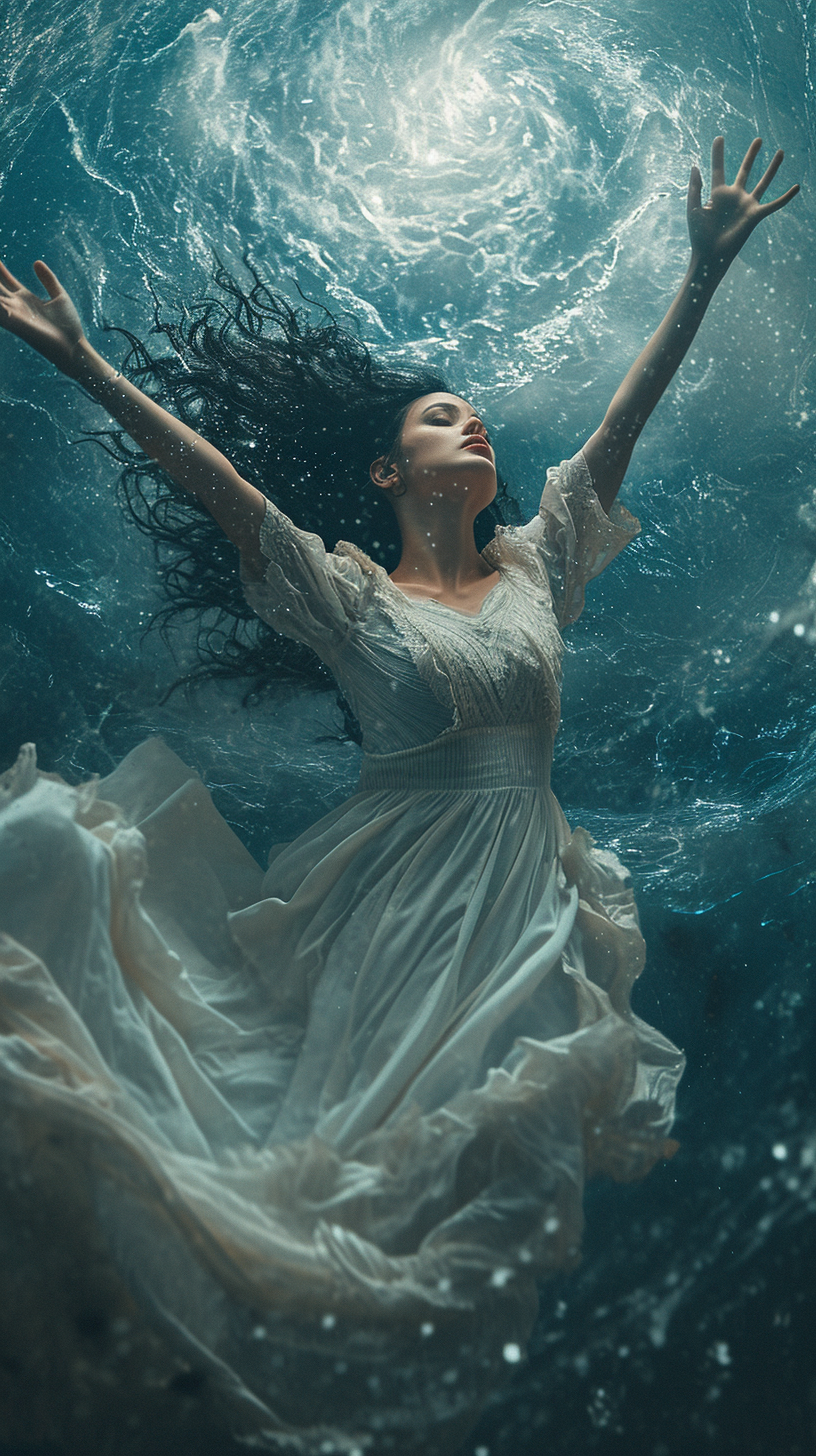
top-left (357, 725), bottom-right (552, 792)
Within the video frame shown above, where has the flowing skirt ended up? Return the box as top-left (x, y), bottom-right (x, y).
top-left (0, 737), bottom-right (683, 1453)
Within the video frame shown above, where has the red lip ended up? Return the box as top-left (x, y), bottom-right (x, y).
top-left (462, 439), bottom-right (492, 457)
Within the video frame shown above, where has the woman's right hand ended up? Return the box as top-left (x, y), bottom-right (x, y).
top-left (0, 258), bottom-right (86, 375)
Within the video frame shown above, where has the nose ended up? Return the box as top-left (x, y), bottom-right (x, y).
top-left (462, 415), bottom-right (488, 439)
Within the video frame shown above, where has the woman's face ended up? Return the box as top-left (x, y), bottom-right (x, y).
top-left (374, 393), bottom-right (498, 513)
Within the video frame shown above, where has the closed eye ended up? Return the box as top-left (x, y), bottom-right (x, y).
top-left (422, 407), bottom-right (491, 442)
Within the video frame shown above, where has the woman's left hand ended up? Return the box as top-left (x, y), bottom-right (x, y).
top-left (687, 136), bottom-right (799, 272)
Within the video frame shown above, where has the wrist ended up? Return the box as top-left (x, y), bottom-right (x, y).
top-left (66, 336), bottom-right (114, 387)
top-left (687, 252), bottom-right (730, 296)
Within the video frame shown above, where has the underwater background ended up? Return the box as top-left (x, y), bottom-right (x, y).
top-left (0, 0), bottom-right (814, 1452)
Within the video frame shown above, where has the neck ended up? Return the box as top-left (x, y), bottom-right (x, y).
top-left (390, 495), bottom-right (490, 590)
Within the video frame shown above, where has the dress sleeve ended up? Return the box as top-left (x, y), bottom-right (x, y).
top-left (239, 498), bottom-right (370, 659)
top-left (494, 450), bottom-right (640, 628)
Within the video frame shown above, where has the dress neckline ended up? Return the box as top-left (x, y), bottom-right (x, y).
top-left (333, 539), bottom-right (505, 618)
top-left (387, 574), bottom-right (505, 618)
top-left (387, 573), bottom-right (504, 620)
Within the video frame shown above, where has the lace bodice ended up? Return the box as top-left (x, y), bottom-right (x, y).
top-left (240, 451), bottom-right (639, 756)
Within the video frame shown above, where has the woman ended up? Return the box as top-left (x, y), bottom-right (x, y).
top-left (0, 139), bottom-right (799, 1454)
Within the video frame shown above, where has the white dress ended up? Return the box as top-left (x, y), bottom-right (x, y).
top-left (0, 452), bottom-right (684, 1454)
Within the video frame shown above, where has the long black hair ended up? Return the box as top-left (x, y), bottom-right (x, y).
top-left (93, 260), bottom-right (518, 711)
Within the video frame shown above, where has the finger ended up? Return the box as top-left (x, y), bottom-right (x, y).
top-left (711, 135), bottom-right (726, 192)
top-left (0, 258), bottom-right (23, 292)
top-left (735, 137), bottom-right (763, 189)
top-left (687, 163), bottom-right (703, 219)
top-left (753, 148), bottom-right (784, 199)
top-left (32, 259), bottom-right (63, 300)
top-left (759, 182), bottom-right (801, 215)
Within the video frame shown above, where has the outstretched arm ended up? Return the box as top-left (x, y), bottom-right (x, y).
top-left (0, 258), bottom-right (268, 572)
top-left (582, 137), bottom-right (800, 514)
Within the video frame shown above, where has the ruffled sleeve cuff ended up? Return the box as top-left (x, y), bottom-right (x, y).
top-left (239, 498), bottom-right (371, 659)
top-left (490, 451), bottom-right (639, 628)
top-left (538, 451), bottom-right (639, 626)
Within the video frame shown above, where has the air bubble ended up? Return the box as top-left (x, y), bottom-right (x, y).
top-left (490, 1267), bottom-right (513, 1287)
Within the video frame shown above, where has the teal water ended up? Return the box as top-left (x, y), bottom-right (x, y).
top-left (0, 1), bottom-right (814, 1452)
